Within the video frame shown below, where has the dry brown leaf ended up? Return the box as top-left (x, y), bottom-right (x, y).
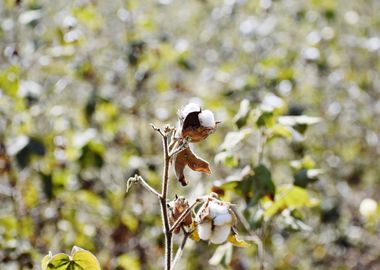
top-left (174, 149), bottom-right (188, 186)
top-left (174, 148), bottom-right (211, 186)
top-left (187, 149), bottom-right (211, 174)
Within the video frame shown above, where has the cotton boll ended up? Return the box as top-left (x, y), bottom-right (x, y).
top-left (180, 103), bottom-right (201, 118)
top-left (209, 201), bottom-right (229, 218)
top-left (198, 222), bottom-right (212, 240)
top-left (199, 110), bottom-right (216, 128)
top-left (360, 198), bottom-right (378, 218)
top-left (213, 213), bottom-right (232, 226)
top-left (210, 225), bottom-right (230, 244)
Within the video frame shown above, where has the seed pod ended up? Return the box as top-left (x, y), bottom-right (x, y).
top-left (169, 196), bottom-right (192, 234)
top-left (177, 103), bottom-right (217, 143)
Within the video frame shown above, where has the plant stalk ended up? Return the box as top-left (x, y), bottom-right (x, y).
top-left (160, 134), bottom-right (172, 270)
top-left (172, 231), bottom-right (189, 270)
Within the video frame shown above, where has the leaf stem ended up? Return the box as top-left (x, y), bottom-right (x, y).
top-left (230, 205), bottom-right (265, 269)
top-left (172, 229), bottom-right (189, 270)
top-left (169, 140), bottom-right (189, 159)
top-left (257, 128), bottom-right (267, 164)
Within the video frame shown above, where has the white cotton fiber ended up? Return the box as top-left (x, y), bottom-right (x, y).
top-left (213, 213), bottom-right (232, 226)
top-left (209, 201), bottom-right (229, 218)
top-left (210, 225), bottom-right (230, 244)
top-left (198, 222), bottom-right (212, 241)
top-left (180, 103), bottom-right (201, 118)
top-left (198, 110), bottom-right (215, 128)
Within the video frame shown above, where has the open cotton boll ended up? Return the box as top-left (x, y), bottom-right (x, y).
top-left (360, 198), bottom-right (378, 218)
top-left (180, 103), bottom-right (201, 118)
top-left (209, 201), bottom-right (229, 218)
top-left (210, 224), bottom-right (231, 244)
top-left (213, 213), bottom-right (233, 226)
top-left (198, 110), bottom-right (216, 128)
top-left (198, 222), bottom-right (212, 241)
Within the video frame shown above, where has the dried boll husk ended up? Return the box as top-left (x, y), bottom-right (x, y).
top-left (177, 103), bottom-right (217, 143)
top-left (169, 196), bottom-right (193, 234)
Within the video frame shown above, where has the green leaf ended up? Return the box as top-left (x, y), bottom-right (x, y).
top-left (290, 155), bottom-right (316, 170)
top-left (264, 185), bottom-right (319, 219)
top-left (233, 99), bottom-right (251, 129)
top-left (215, 151), bottom-right (239, 168)
top-left (42, 246), bottom-right (101, 270)
top-left (238, 164), bottom-right (275, 206)
top-left (117, 254), bottom-right (140, 270)
top-left (220, 129), bottom-right (252, 150)
top-left (0, 65), bottom-right (20, 97)
top-left (72, 5), bottom-right (104, 31)
top-left (270, 124), bottom-right (293, 139)
top-left (260, 93), bottom-right (286, 114)
top-left (278, 115), bottom-right (321, 127)
top-left (45, 253), bottom-right (71, 269)
top-left (294, 168), bottom-right (323, 188)
top-left (256, 111), bottom-right (275, 128)
top-left (278, 115), bottom-right (321, 134)
top-left (41, 252), bottom-right (52, 270)
top-left (71, 246), bottom-right (101, 270)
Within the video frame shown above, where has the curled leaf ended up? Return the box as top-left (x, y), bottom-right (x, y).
top-left (188, 220), bottom-right (200, 241)
top-left (233, 99), bottom-right (251, 129)
top-left (228, 234), bottom-right (251, 248)
top-left (189, 228), bottom-right (200, 241)
top-left (174, 147), bottom-right (211, 186)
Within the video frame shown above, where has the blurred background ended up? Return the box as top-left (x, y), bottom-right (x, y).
top-left (0, 0), bottom-right (380, 269)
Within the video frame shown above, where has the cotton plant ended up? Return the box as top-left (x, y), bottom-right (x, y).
top-left (125, 103), bottom-right (249, 270)
top-left (196, 194), bottom-right (237, 244)
top-left (40, 103), bottom-right (250, 270)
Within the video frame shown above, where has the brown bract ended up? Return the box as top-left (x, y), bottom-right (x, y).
top-left (174, 147), bottom-right (211, 186)
top-left (181, 126), bottom-right (215, 143)
top-left (169, 196), bottom-right (192, 234)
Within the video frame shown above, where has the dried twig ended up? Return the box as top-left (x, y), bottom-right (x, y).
top-left (126, 175), bottom-right (160, 198)
top-left (172, 228), bottom-right (190, 270)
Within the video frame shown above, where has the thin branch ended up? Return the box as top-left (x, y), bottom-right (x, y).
top-left (168, 139), bottom-right (178, 153)
top-left (156, 127), bottom-right (172, 270)
top-left (169, 142), bottom-right (189, 159)
top-left (172, 229), bottom-right (189, 270)
top-left (230, 205), bottom-right (251, 232)
top-left (161, 136), bottom-right (170, 200)
top-left (127, 175), bottom-right (160, 198)
top-left (257, 128), bottom-right (267, 165)
top-left (151, 123), bottom-right (165, 137)
top-left (168, 128), bottom-right (178, 152)
top-left (169, 199), bottom-right (201, 233)
top-left (230, 205), bottom-right (265, 269)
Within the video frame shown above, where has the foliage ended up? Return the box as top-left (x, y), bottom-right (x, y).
top-left (0, 0), bottom-right (380, 269)
top-left (41, 246), bottom-right (101, 270)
